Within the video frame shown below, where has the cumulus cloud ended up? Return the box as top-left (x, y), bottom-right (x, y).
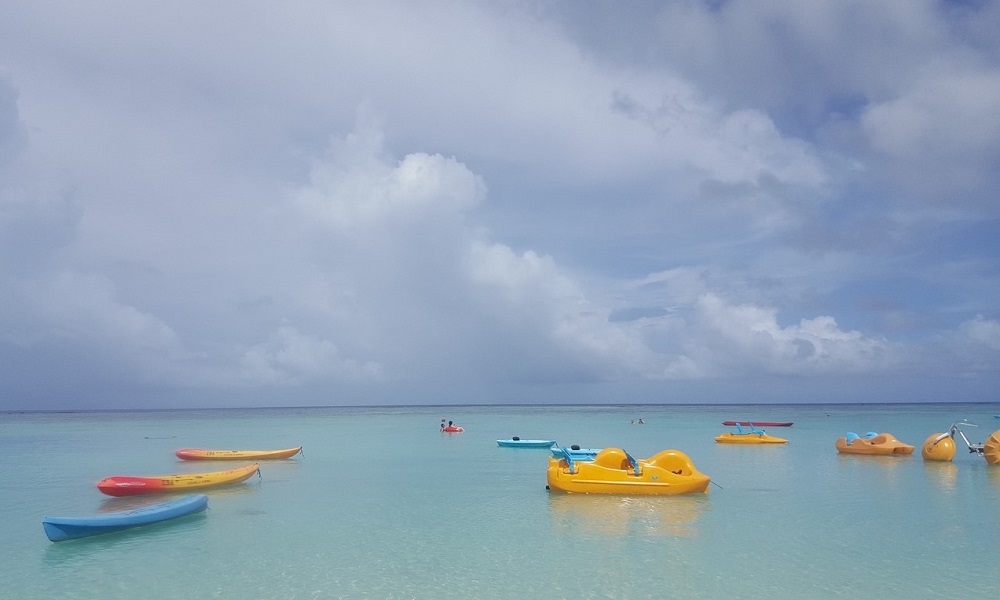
top-left (692, 293), bottom-right (894, 375)
top-left (289, 123), bottom-right (660, 386)
top-left (296, 126), bottom-right (487, 233)
top-left (238, 326), bottom-right (383, 386)
top-left (1, 1), bottom-right (998, 408)
top-left (961, 316), bottom-right (1000, 351)
top-left (861, 64), bottom-right (1000, 211)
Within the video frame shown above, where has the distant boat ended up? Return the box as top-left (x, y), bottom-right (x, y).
top-left (43, 494), bottom-right (208, 541)
top-left (97, 463), bottom-right (260, 496)
top-left (497, 438), bottom-right (556, 448)
top-left (722, 420), bottom-right (793, 427)
top-left (176, 447), bottom-right (302, 460)
top-left (715, 422), bottom-right (788, 444)
top-left (715, 430), bottom-right (788, 445)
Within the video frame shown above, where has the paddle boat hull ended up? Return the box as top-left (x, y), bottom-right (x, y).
top-left (497, 439), bottom-right (555, 448)
top-left (97, 463), bottom-right (260, 496)
top-left (547, 448), bottom-right (710, 495)
top-left (175, 447), bottom-right (302, 460)
top-left (43, 494), bottom-right (208, 541)
top-left (442, 426), bottom-right (464, 432)
top-left (715, 432), bottom-right (788, 444)
top-left (723, 421), bottom-right (793, 427)
top-left (836, 433), bottom-right (914, 456)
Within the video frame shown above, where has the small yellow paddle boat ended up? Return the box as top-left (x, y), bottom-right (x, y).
top-left (715, 423), bottom-right (788, 444)
top-left (546, 447), bottom-right (710, 495)
top-left (175, 447), bottom-right (302, 460)
top-left (835, 432), bottom-right (914, 456)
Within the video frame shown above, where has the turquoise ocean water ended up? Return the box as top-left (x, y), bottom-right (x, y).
top-left (2, 403), bottom-right (999, 599)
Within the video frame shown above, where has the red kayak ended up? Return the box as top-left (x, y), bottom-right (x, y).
top-left (723, 420), bottom-right (793, 427)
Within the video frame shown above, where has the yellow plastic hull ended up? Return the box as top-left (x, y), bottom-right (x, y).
top-left (176, 447), bottom-right (302, 460)
top-left (984, 430), bottom-right (1000, 465)
top-left (715, 433), bottom-right (787, 444)
top-left (546, 448), bottom-right (710, 495)
top-left (836, 433), bottom-right (914, 455)
top-left (921, 433), bottom-right (956, 461)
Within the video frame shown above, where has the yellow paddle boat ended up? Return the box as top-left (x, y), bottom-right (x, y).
top-left (835, 432), bottom-right (914, 456)
top-left (715, 423), bottom-right (788, 444)
top-left (546, 447), bottom-right (710, 495)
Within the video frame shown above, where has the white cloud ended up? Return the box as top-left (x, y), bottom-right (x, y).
top-left (861, 63), bottom-right (1000, 208)
top-left (24, 272), bottom-right (178, 350)
top-left (692, 293), bottom-right (894, 374)
top-left (238, 325), bottom-right (383, 386)
top-left (465, 241), bottom-right (655, 379)
top-left (960, 316), bottom-right (1000, 351)
top-left (1, 1), bottom-right (999, 407)
top-left (297, 140), bottom-right (487, 234)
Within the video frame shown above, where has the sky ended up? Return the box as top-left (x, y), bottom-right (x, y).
top-left (1, 0), bottom-right (999, 410)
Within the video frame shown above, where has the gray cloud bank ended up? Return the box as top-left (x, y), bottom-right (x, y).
top-left (1, 1), bottom-right (998, 409)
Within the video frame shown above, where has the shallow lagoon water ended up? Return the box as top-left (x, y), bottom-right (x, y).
top-left (2, 403), bottom-right (999, 599)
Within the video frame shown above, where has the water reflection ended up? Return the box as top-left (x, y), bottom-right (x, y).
top-left (922, 461), bottom-right (958, 491)
top-left (547, 493), bottom-right (707, 537)
top-left (988, 464), bottom-right (1000, 488)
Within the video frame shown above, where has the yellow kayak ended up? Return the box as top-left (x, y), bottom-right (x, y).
top-left (97, 463), bottom-right (260, 496)
top-left (547, 447), bottom-right (710, 495)
top-left (175, 447), bottom-right (302, 461)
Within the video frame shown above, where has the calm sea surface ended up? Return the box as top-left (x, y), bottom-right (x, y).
top-left (2, 403), bottom-right (999, 599)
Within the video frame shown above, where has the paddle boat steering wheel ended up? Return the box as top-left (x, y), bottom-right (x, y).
top-left (558, 446), bottom-right (577, 473)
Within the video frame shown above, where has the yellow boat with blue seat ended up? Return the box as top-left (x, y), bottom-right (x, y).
top-left (715, 423), bottom-right (788, 444)
top-left (835, 432), bottom-right (914, 455)
top-left (546, 447), bottom-right (710, 495)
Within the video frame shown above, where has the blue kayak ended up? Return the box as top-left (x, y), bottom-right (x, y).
top-left (42, 494), bottom-right (208, 542)
top-left (551, 446), bottom-right (601, 460)
top-left (497, 438), bottom-right (556, 448)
